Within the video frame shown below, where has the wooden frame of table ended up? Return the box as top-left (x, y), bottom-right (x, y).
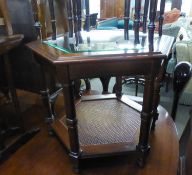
top-left (27, 34), bottom-right (174, 172)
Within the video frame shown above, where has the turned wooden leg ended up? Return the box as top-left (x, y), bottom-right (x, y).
top-left (37, 56), bottom-right (56, 132)
top-left (41, 90), bottom-right (54, 125)
top-left (64, 79), bottom-right (81, 172)
top-left (41, 89), bottom-right (55, 132)
top-left (137, 75), bottom-right (154, 166)
top-left (100, 76), bottom-right (111, 94)
top-left (151, 58), bottom-right (168, 130)
top-left (151, 79), bottom-right (160, 131)
top-left (56, 65), bottom-right (81, 172)
top-left (70, 153), bottom-right (81, 173)
top-left (115, 76), bottom-right (123, 97)
top-left (84, 78), bottom-right (91, 91)
top-left (56, 64), bottom-right (81, 172)
top-left (135, 76), bottom-right (139, 96)
top-left (74, 79), bottom-right (81, 99)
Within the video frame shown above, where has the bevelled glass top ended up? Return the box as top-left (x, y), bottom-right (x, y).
top-left (43, 30), bottom-right (159, 54)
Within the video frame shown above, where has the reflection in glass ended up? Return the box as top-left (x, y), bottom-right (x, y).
top-left (43, 30), bottom-right (158, 54)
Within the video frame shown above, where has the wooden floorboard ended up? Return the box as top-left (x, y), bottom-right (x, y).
top-left (0, 90), bottom-right (178, 175)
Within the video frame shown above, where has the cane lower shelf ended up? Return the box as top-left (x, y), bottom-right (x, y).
top-left (52, 94), bottom-right (142, 158)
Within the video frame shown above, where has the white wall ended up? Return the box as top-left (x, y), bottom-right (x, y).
top-left (190, 1), bottom-right (192, 16)
top-left (157, 0), bottom-right (172, 12)
top-left (89, 0), bottom-right (100, 18)
top-left (181, 0), bottom-right (191, 16)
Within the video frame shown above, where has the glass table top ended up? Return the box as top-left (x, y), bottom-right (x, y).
top-left (43, 30), bottom-right (159, 54)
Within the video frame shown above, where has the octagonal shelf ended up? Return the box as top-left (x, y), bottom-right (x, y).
top-left (52, 94), bottom-right (143, 159)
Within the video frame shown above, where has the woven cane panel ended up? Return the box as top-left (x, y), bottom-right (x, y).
top-left (78, 99), bottom-right (141, 146)
top-left (60, 99), bottom-right (141, 146)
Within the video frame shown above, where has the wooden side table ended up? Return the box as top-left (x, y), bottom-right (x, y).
top-left (27, 31), bottom-right (174, 172)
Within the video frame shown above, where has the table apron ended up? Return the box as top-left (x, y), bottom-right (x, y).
top-left (67, 60), bottom-right (160, 80)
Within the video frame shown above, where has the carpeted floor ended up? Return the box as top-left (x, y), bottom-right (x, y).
top-left (89, 77), bottom-right (191, 138)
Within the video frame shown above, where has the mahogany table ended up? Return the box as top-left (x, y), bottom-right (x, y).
top-left (27, 30), bottom-right (174, 172)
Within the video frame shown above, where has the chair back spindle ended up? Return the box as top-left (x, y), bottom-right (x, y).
top-left (48, 0), bottom-right (56, 40)
top-left (134, 0), bottom-right (141, 44)
top-left (85, 0), bottom-right (90, 32)
top-left (77, 0), bottom-right (82, 32)
top-left (72, 0), bottom-right (78, 45)
top-left (44, 0), bottom-right (167, 53)
top-left (77, 0), bottom-right (82, 37)
top-left (148, 0), bottom-right (158, 51)
top-left (31, 0), bottom-right (43, 40)
top-left (31, 0), bottom-right (39, 23)
top-left (142, 0), bottom-right (150, 33)
top-left (124, 0), bottom-right (131, 40)
top-left (158, 0), bottom-right (166, 36)
top-left (67, 0), bottom-right (74, 38)
top-left (71, 0), bottom-right (82, 45)
top-left (123, 0), bottom-right (166, 44)
top-left (76, 0), bottom-right (83, 43)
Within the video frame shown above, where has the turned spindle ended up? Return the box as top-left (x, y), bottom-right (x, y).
top-left (158, 0), bottom-right (166, 36)
top-left (48, 0), bottom-right (57, 40)
top-left (76, 0), bottom-right (83, 44)
top-left (142, 0), bottom-right (150, 33)
top-left (148, 0), bottom-right (158, 51)
top-left (134, 0), bottom-right (141, 44)
top-left (77, 0), bottom-right (82, 33)
top-left (72, 0), bottom-right (79, 45)
top-left (72, 0), bottom-right (78, 33)
top-left (124, 0), bottom-right (131, 40)
top-left (31, 0), bottom-right (39, 22)
top-left (85, 0), bottom-right (90, 32)
top-left (31, 0), bottom-right (42, 40)
top-left (67, 0), bottom-right (74, 38)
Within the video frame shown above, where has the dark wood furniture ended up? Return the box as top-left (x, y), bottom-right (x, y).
top-left (0, 35), bottom-right (23, 148)
top-left (171, 62), bottom-right (192, 121)
top-left (122, 0), bottom-right (170, 97)
top-left (26, 0), bottom-right (175, 172)
top-left (179, 111), bottom-right (192, 175)
top-left (27, 33), bottom-right (174, 173)
top-left (0, 34), bottom-right (39, 162)
top-left (0, 0), bottom-right (66, 131)
top-left (0, 0), bottom-right (40, 162)
top-left (171, 61), bottom-right (192, 175)
top-left (89, 13), bottom-right (98, 28)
